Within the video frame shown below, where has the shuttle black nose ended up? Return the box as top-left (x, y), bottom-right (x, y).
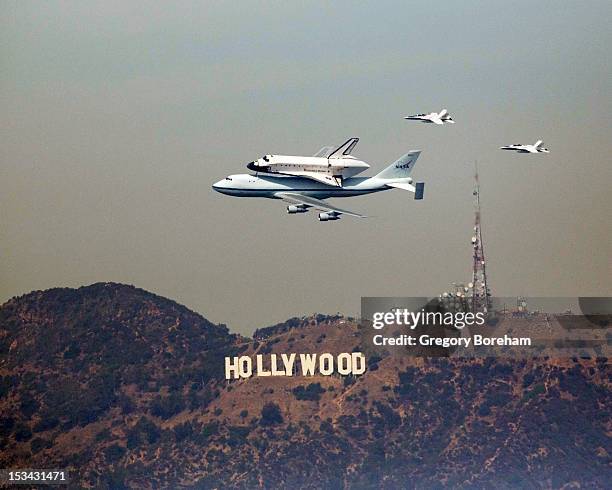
top-left (246, 162), bottom-right (270, 173)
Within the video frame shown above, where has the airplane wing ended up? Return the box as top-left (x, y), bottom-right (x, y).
top-left (405, 114), bottom-right (441, 123)
top-left (275, 192), bottom-right (366, 218)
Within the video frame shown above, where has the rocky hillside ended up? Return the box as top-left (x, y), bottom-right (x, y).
top-left (0, 284), bottom-right (609, 488)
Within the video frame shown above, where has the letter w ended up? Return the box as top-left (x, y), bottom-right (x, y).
top-left (300, 354), bottom-right (317, 375)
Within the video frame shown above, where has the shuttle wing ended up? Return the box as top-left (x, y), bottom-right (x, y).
top-left (276, 170), bottom-right (342, 187)
top-left (275, 192), bottom-right (366, 218)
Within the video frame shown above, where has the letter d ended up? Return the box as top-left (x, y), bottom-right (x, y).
top-left (351, 352), bottom-right (366, 375)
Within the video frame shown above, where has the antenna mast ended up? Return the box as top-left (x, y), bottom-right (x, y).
top-left (471, 161), bottom-right (491, 313)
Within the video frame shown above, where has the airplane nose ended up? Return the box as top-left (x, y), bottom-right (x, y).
top-left (212, 179), bottom-right (224, 191)
top-left (247, 161), bottom-right (270, 173)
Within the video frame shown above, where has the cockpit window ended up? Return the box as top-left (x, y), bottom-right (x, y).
top-left (225, 177), bottom-right (232, 181)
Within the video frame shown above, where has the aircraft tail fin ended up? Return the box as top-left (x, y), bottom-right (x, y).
top-left (438, 109), bottom-right (448, 118)
top-left (328, 137), bottom-right (359, 158)
top-left (375, 151), bottom-right (421, 180)
top-left (534, 139), bottom-right (543, 148)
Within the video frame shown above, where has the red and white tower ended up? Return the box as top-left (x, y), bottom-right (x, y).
top-left (470, 162), bottom-right (491, 314)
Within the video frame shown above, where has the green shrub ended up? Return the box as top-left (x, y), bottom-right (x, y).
top-left (13, 424), bottom-right (32, 442)
top-left (104, 444), bottom-right (126, 462)
top-left (30, 437), bottom-right (52, 454)
top-left (260, 403), bottom-right (283, 426)
top-left (150, 392), bottom-right (184, 419)
top-left (292, 383), bottom-right (326, 402)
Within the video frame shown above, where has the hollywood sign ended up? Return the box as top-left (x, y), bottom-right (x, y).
top-left (225, 352), bottom-right (367, 380)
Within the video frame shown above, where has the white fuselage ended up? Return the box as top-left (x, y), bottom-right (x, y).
top-left (404, 110), bottom-right (454, 125)
top-left (247, 155), bottom-right (370, 179)
top-left (500, 145), bottom-right (549, 154)
top-left (212, 173), bottom-right (393, 199)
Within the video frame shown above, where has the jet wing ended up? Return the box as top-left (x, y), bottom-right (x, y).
top-left (405, 115), bottom-right (440, 123)
top-left (275, 192), bottom-right (366, 218)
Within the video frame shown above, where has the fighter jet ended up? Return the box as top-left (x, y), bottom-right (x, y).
top-left (213, 143), bottom-right (425, 222)
top-left (404, 109), bottom-right (454, 125)
top-left (246, 137), bottom-right (368, 187)
top-left (499, 140), bottom-right (549, 154)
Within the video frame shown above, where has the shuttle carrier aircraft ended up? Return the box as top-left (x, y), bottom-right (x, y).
top-left (212, 138), bottom-right (425, 221)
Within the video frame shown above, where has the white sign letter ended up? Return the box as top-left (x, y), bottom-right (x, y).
top-left (351, 352), bottom-right (366, 375)
top-left (256, 355), bottom-right (271, 377)
top-left (281, 353), bottom-right (296, 376)
top-left (337, 353), bottom-right (352, 375)
top-left (319, 353), bottom-right (334, 376)
top-left (300, 354), bottom-right (317, 376)
top-left (238, 356), bottom-right (252, 378)
top-left (225, 356), bottom-right (239, 380)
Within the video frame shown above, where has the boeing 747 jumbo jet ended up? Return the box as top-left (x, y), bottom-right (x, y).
top-left (404, 109), bottom-right (454, 125)
top-left (212, 138), bottom-right (425, 222)
top-left (500, 140), bottom-right (550, 153)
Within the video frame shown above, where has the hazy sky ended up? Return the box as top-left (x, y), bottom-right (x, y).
top-left (2, 1), bottom-right (611, 334)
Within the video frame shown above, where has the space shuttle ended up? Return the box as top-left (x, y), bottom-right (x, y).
top-left (246, 138), bottom-right (369, 187)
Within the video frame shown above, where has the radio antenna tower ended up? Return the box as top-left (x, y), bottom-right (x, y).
top-left (471, 161), bottom-right (491, 313)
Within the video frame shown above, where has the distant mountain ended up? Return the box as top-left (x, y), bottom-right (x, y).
top-left (0, 284), bottom-right (609, 488)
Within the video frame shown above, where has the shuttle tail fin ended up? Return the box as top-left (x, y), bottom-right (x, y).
top-left (328, 137), bottom-right (359, 159)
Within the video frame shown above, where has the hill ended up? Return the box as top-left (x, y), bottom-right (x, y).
top-left (0, 284), bottom-right (609, 488)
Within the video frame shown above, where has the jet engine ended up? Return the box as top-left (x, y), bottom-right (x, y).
top-left (287, 205), bottom-right (308, 214)
top-left (318, 212), bottom-right (341, 222)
